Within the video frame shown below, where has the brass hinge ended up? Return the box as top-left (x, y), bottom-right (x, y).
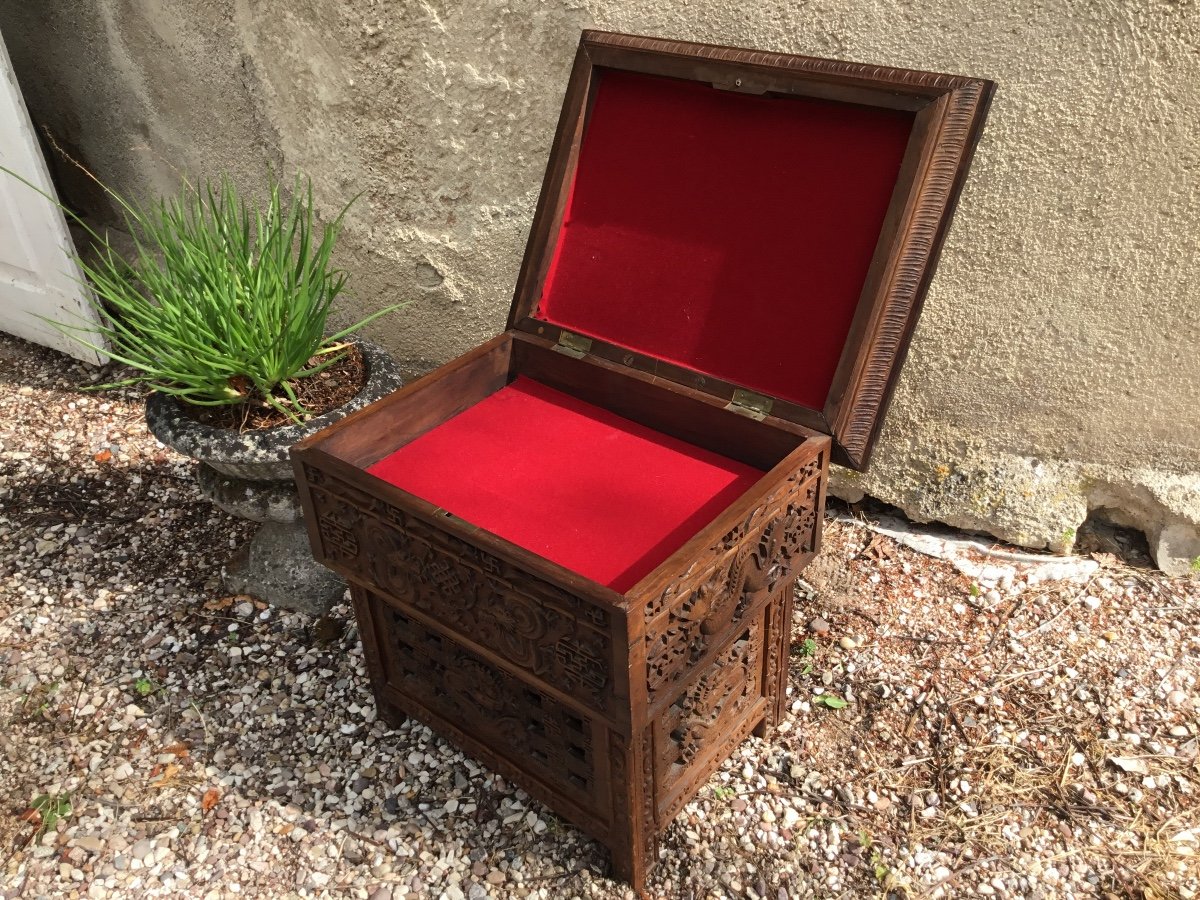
top-left (553, 330), bottom-right (592, 359)
top-left (725, 388), bottom-right (774, 421)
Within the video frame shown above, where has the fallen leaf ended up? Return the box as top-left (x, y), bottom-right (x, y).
top-left (311, 616), bottom-right (345, 645)
top-left (150, 763), bottom-right (182, 789)
top-left (203, 596), bottom-right (235, 611)
top-left (201, 788), bottom-right (220, 812)
top-left (815, 695), bottom-right (849, 710)
top-left (1109, 756), bottom-right (1150, 776)
top-left (93, 449), bottom-right (112, 463)
top-left (861, 534), bottom-right (894, 561)
top-left (17, 807), bottom-right (41, 825)
top-left (161, 742), bottom-right (190, 758)
top-left (228, 375), bottom-right (253, 395)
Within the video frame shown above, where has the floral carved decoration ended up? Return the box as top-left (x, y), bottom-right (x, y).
top-left (644, 463), bottom-right (822, 703)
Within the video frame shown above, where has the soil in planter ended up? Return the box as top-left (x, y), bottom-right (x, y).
top-left (180, 343), bottom-right (367, 432)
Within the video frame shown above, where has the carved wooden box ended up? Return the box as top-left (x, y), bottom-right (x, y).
top-left (293, 31), bottom-right (992, 891)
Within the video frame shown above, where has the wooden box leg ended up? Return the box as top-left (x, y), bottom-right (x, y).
top-left (754, 578), bottom-right (796, 739)
top-left (608, 731), bottom-right (658, 894)
top-left (377, 701), bottom-right (407, 729)
top-left (347, 583), bottom-right (406, 728)
top-left (609, 839), bottom-right (654, 896)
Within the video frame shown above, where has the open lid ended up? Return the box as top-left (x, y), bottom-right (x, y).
top-left (508, 31), bottom-right (994, 470)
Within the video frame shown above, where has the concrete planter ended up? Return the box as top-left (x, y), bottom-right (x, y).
top-left (146, 340), bottom-right (403, 614)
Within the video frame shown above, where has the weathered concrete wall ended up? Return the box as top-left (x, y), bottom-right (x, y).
top-left (2, 0), bottom-right (1198, 571)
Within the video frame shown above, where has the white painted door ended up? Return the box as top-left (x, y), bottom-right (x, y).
top-left (0, 28), bottom-right (105, 364)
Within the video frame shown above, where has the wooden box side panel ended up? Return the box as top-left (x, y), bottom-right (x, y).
top-left (353, 584), bottom-right (623, 844)
top-left (298, 333), bottom-right (513, 470)
top-left (635, 444), bottom-right (826, 712)
top-left (294, 456), bottom-right (633, 728)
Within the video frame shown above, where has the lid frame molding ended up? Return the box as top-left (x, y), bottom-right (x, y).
top-left (508, 30), bottom-right (995, 470)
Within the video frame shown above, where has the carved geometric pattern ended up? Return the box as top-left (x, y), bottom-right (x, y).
top-left (317, 507), bottom-right (359, 559)
top-left (305, 469), bottom-right (613, 712)
top-left (658, 703), bottom-right (764, 827)
top-left (643, 454), bottom-right (822, 623)
top-left (759, 580), bottom-right (795, 733)
top-left (640, 728), bottom-right (657, 866)
top-left (379, 600), bottom-right (596, 805)
top-left (609, 730), bottom-right (629, 827)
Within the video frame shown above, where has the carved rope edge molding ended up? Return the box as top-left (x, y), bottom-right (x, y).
top-left (838, 81), bottom-right (986, 465)
top-left (583, 30), bottom-right (978, 92)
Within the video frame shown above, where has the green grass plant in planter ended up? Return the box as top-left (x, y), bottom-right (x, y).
top-left (36, 172), bottom-right (398, 421)
top-left (5, 167), bottom-right (407, 613)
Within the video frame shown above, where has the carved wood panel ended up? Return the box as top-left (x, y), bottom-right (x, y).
top-left (759, 580), bottom-right (796, 733)
top-left (303, 465), bottom-right (615, 713)
top-left (642, 455), bottom-right (822, 621)
top-left (643, 458), bottom-right (822, 704)
top-left (374, 594), bottom-right (600, 812)
top-left (653, 616), bottom-right (766, 821)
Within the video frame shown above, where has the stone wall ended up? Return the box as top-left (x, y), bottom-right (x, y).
top-left (2, 0), bottom-right (1197, 571)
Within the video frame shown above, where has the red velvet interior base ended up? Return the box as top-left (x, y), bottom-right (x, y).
top-left (367, 377), bottom-right (764, 592)
top-left (538, 68), bottom-right (915, 410)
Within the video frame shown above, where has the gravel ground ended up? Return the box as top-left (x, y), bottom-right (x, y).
top-left (1, 331), bottom-right (1197, 900)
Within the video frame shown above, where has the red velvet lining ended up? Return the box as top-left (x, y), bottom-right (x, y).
top-left (538, 68), bottom-right (915, 410)
top-left (366, 377), bottom-right (763, 592)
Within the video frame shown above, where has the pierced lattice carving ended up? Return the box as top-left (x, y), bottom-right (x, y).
top-left (380, 601), bottom-right (596, 803)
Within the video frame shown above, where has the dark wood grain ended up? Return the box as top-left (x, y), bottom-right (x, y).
top-left (296, 334), bottom-right (513, 469)
top-left (821, 96), bottom-right (948, 466)
top-left (830, 79), bottom-right (996, 467)
top-left (292, 28), bottom-right (992, 890)
top-left (507, 43), bottom-right (597, 329)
